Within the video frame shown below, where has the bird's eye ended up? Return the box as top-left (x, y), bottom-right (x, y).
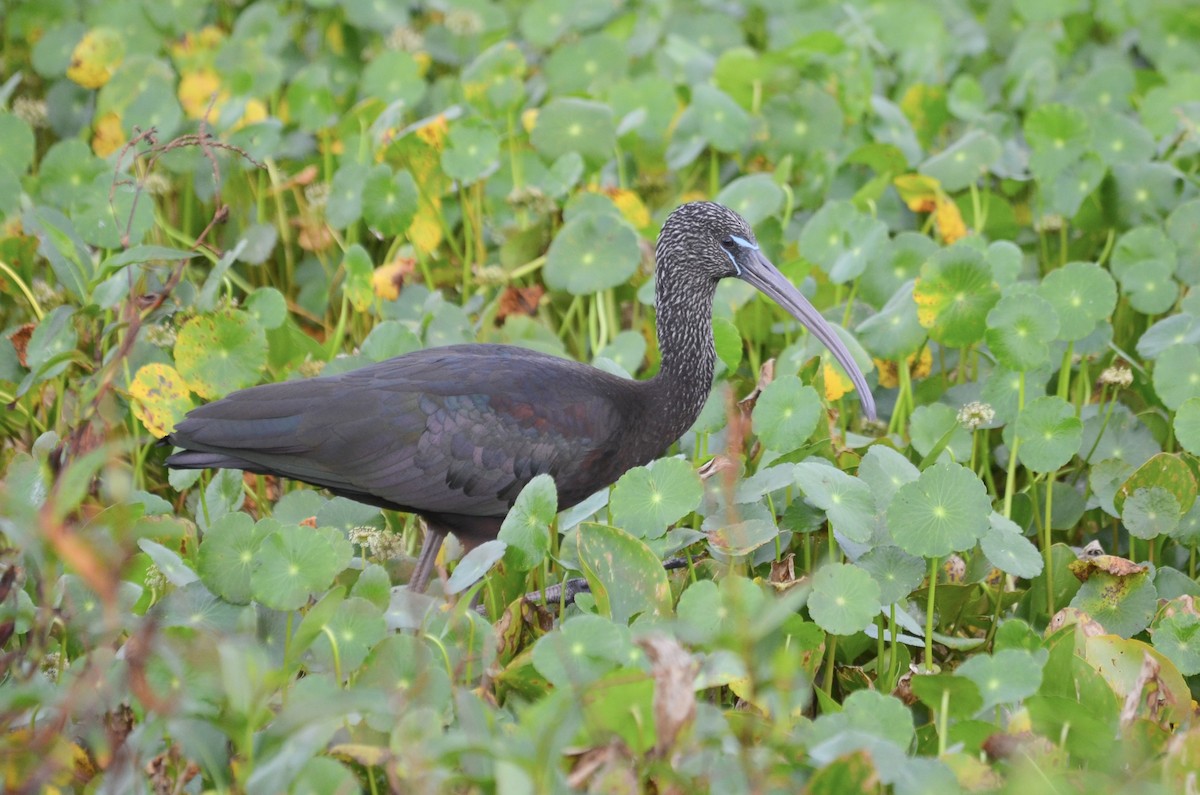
top-left (720, 238), bottom-right (738, 250)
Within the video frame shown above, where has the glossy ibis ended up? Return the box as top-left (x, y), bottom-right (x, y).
top-left (165, 202), bottom-right (876, 591)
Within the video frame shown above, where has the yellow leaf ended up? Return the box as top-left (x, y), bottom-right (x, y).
top-left (372, 259), bottom-right (414, 301)
top-left (415, 114), bottom-right (449, 150)
top-left (129, 363), bottom-right (194, 437)
top-left (521, 108), bottom-right (538, 134)
top-left (911, 345), bottom-right (933, 379)
top-left (235, 98), bottom-right (269, 129)
top-left (67, 28), bottom-right (125, 89)
top-left (935, 197), bottom-right (967, 244)
top-left (408, 204), bottom-right (443, 254)
top-left (893, 173), bottom-right (941, 213)
top-left (91, 111), bottom-right (125, 157)
top-left (823, 362), bottom-right (853, 402)
top-left (589, 187), bottom-right (651, 229)
top-left (178, 68), bottom-right (226, 120)
top-left (910, 277), bottom-right (938, 328)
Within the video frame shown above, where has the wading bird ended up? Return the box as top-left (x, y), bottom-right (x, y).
top-left (166, 202), bottom-right (875, 591)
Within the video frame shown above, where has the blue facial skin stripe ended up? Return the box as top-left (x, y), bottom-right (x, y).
top-left (722, 248), bottom-right (741, 275)
top-left (724, 235), bottom-right (758, 276)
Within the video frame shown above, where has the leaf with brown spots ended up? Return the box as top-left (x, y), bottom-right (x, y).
top-left (637, 634), bottom-right (698, 759)
top-left (8, 322), bottom-right (34, 367)
top-left (129, 363), bottom-right (194, 437)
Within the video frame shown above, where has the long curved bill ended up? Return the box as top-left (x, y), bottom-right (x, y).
top-left (740, 249), bottom-right (877, 421)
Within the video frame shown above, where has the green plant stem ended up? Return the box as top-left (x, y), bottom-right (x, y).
top-left (1057, 342), bottom-right (1074, 400)
top-left (938, 686), bottom-right (950, 757)
top-left (1043, 470), bottom-right (1056, 616)
top-left (924, 556), bottom-right (939, 674)
top-left (822, 634), bottom-right (838, 696)
top-left (1002, 371), bottom-right (1026, 519)
top-left (888, 603), bottom-right (901, 686)
top-left (0, 260), bottom-right (44, 320)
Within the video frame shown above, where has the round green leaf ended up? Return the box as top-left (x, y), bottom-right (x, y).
top-left (326, 161), bottom-right (368, 229)
top-left (909, 674), bottom-right (984, 720)
top-left (1023, 103), bottom-right (1091, 179)
top-left (1175, 398), bottom-right (1200, 456)
top-left (543, 211), bottom-right (640, 295)
top-left (1138, 315), bottom-right (1200, 360)
top-left (794, 461), bottom-right (876, 544)
top-left (174, 309), bottom-right (268, 399)
top-left (462, 42), bottom-right (527, 116)
top-left (856, 282), bottom-right (928, 361)
top-left (532, 613), bottom-right (634, 689)
top-left (441, 119), bottom-right (500, 184)
top-left (1040, 153), bottom-right (1106, 218)
top-left (245, 287), bottom-right (287, 330)
top-left (887, 462), bottom-right (992, 558)
top-left (1153, 345), bottom-right (1200, 410)
top-left (1069, 569), bottom-right (1157, 639)
top-left (857, 545), bottom-right (926, 604)
top-left (358, 635), bottom-right (452, 715)
top-left (985, 293), bottom-right (1060, 371)
top-left (1036, 261), bottom-right (1118, 343)
top-left (531, 98), bottom-right (615, 163)
top-left (1014, 396), bottom-right (1083, 473)
top-left (1092, 111), bottom-right (1155, 166)
top-left (251, 524), bottom-right (342, 611)
top-left (751, 377), bottom-right (822, 453)
top-left (285, 64), bottom-right (337, 131)
top-left (544, 34), bottom-right (624, 96)
top-left (857, 445), bottom-right (920, 512)
top-left (861, 232), bottom-right (937, 309)
top-left (955, 649), bottom-right (1045, 711)
top-left (610, 457), bottom-right (702, 540)
top-left (712, 316), bottom-right (744, 372)
top-left (797, 200), bottom-right (889, 284)
top-left (910, 403), bottom-right (973, 463)
top-left (689, 84), bottom-right (751, 154)
top-left (714, 173), bottom-right (784, 227)
top-left (1151, 612), bottom-right (1200, 676)
top-left (762, 87), bottom-right (844, 158)
top-left (362, 165), bottom-right (419, 237)
top-left (310, 596), bottom-right (387, 673)
top-left (808, 562), bottom-right (881, 636)
top-left (913, 244), bottom-right (1000, 347)
top-left (919, 129), bottom-right (1001, 192)
top-left (1167, 199), bottom-right (1200, 284)
top-left (981, 513), bottom-right (1043, 579)
top-left (1111, 226), bottom-right (1177, 288)
top-left (1122, 487), bottom-right (1181, 540)
top-left (499, 474), bottom-right (557, 570)
top-left (155, 581), bottom-right (244, 633)
top-left (360, 50), bottom-right (425, 107)
top-left (197, 514), bottom-right (271, 604)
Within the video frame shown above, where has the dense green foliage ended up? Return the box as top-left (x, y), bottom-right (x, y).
top-left (1, 0), bottom-right (1199, 792)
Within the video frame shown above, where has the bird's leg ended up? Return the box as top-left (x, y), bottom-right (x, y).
top-left (409, 523), bottom-right (448, 592)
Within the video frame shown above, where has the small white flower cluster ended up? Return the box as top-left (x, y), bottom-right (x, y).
top-left (350, 526), bottom-right (406, 560)
top-left (444, 9), bottom-right (484, 36)
top-left (957, 401), bottom-right (996, 430)
top-left (141, 172), bottom-right (173, 196)
top-left (144, 563), bottom-right (168, 593)
top-left (304, 182), bottom-right (330, 211)
top-left (41, 651), bottom-right (62, 682)
top-left (145, 324), bottom-right (178, 348)
top-left (507, 186), bottom-right (556, 216)
top-left (387, 26), bottom-right (425, 53)
top-left (1098, 365), bottom-right (1133, 388)
top-left (474, 264), bottom-right (507, 286)
top-left (13, 97), bottom-right (48, 128)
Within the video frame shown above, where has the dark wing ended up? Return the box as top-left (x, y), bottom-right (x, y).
top-left (166, 345), bottom-right (628, 517)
